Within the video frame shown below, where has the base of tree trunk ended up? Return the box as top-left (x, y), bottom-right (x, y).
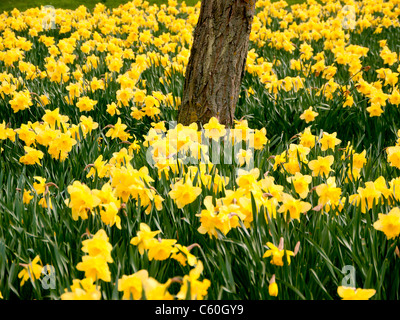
top-left (178, 0), bottom-right (256, 127)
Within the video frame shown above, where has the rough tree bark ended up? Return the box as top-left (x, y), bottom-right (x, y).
top-left (177, 0), bottom-right (256, 127)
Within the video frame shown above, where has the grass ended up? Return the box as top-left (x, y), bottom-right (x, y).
top-left (0, 0), bottom-right (307, 14)
top-left (0, 0), bottom-right (199, 13)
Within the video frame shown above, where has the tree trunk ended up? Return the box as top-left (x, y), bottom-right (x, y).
top-left (177, 0), bottom-right (256, 127)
